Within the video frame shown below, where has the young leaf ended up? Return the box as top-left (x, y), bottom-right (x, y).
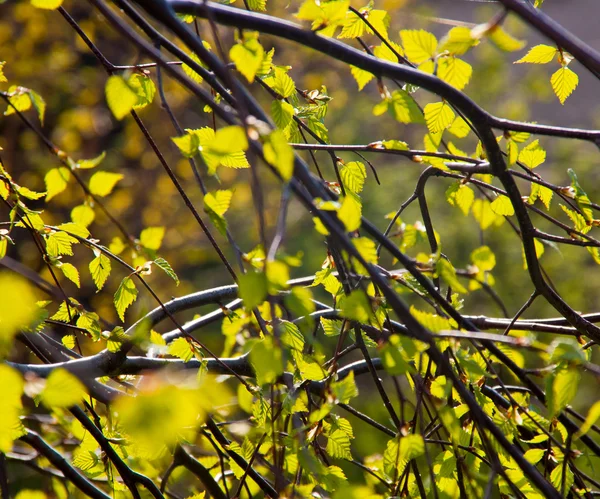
top-left (89, 253), bottom-right (111, 291)
top-left (40, 368), bottom-right (86, 408)
top-left (514, 44), bottom-right (558, 64)
top-left (424, 102), bottom-right (455, 133)
top-left (446, 183), bottom-right (474, 216)
top-left (105, 75), bottom-right (138, 120)
top-left (437, 57), bottom-right (472, 90)
top-left (400, 29), bottom-right (437, 64)
top-left (339, 161), bottom-right (366, 194)
top-left (88, 171), bottom-right (124, 197)
top-left (263, 129), bottom-right (294, 181)
top-left (518, 139), bottom-right (546, 168)
top-left (45, 167), bottom-right (71, 201)
top-left (436, 258), bottom-right (467, 294)
top-left (229, 35), bottom-right (265, 83)
top-left (59, 263), bottom-right (80, 288)
top-left (114, 276), bottom-right (138, 321)
top-left (551, 67), bottom-right (578, 104)
top-left (490, 195), bottom-right (515, 216)
top-left (238, 271), bottom-right (268, 309)
top-left (154, 257), bottom-right (180, 286)
top-left (168, 337), bottom-right (194, 362)
top-left (140, 227), bottom-right (165, 251)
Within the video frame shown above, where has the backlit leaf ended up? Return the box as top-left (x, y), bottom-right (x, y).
top-left (114, 276), bottom-right (138, 321)
top-left (88, 171), bottom-right (124, 197)
top-left (45, 167), bottom-right (71, 201)
top-left (515, 44), bottom-right (558, 64)
top-left (551, 67), bottom-right (578, 104)
top-left (140, 226), bottom-right (165, 251)
top-left (154, 257), bottom-right (179, 285)
top-left (400, 29), bottom-right (437, 64)
top-left (437, 57), bottom-right (472, 90)
top-left (89, 253), bottom-right (111, 291)
top-left (40, 368), bottom-right (86, 408)
top-left (490, 195), bottom-right (515, 216)
top-left (518, 139), bottom-right (546, 168)
top-left (105, 75), bottom-right (138, 120)
top-left (424, 102), bottom-right (455, 133)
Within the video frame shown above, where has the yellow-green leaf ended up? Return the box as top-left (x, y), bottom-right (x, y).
top-left (140, 226), bottom-right (165, 251)
top-left (230, 36), bottom-right (265, 83)
top-left (514, 44), bottom-right (557, 64)
top-left (59, 263), bottom-right (80, 288)
top-left (31, 0), bottom-right (63, 9)
top-left (437, 57), bottom-right (472, 91)
top-left (400, 29), bottom-right (437, 64)
top-left (40, 368), bottom-right (87, 408)
top-left (88, 171), bottom-right (124, 197)
top-left (446, 183), bottom-right (474, 216)
top-left (114, 276), bottom-right (138, 321)
top-left (438, 27), bottom-right (478, 55)
top-left (105, 75), bottom-right (138, 120)
top-left (340, 161), bottom-right (366, 194)
top-left (424, 102), bottom-right (455, 133)
top-left (472, 198), bottom-right (496, 230)
top-left (551, 67), bottom-right (579, 104)
top-left (89, 253), bottom-right (111, 291)
top-left (518, 139), bottom-right (546, 169)
top-left (263, 129), bottom-right (295, 181)
top-left (45, 167), bottom-right (71, 201)
top-left (490, 195), bottom-right (515, 216)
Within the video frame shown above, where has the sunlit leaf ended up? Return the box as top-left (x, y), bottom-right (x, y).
top-left (514, 44), bottom-right (558, 64)
top-left (88, 171), bottom-right (124, 197)
top-left (114, 276), bottom-right (138, 321)
top-left (551, 67), bottom-right (578, 104)
top-left (40, 368), bottom-right (87, 408)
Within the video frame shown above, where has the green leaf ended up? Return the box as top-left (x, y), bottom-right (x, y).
top-left (89, 253), bottom-right (111, 291)
top-left (57, 222), bottom-right (90, 239)
top-left (410, 305), bottom-right (453, 333)
top-left (249, 336), bottom-right (283, 385)
top-left (551, 67), bottom-right (578, 104)
top-left (140, 226), bottom-right (165, 251)
top-left (154, 257), bottom-right (179, 286)
top-left (44, 167), bottom-right (71, 201)
top-left (340, 161), bottom-right (366, 194)
top-left (487, 26), bottom-right (525, 52)
top-left (321, 317), bottom-right (343, 337)
top-left (490, 195), bottom-right (515, 216)
top-left (528, 182), bottom-right (553, 210)
top-left (326, 429), bottom-right (352, 460)
top-left (436, 258), bottom-right (467, 294)
top-left (238, 271), bottom-right (268, 309)
top-left (338, 290), bottom-right (374, 323)
top-left (263, 129), bottom-right (295, 181)
top-left (438, 26), bottom-right (478, 55)
top-left (248, 0), bottom-right (267, 11)
top-left (128, 73), bottom-right (156, 110)
top-left (437, 56), bottom-right (472, 90)
top-left (40, 368), bottom-right (86, 408)
top-left (337, 194), bottom-right (362, 232)
top-left (400, 29), bottom-right (437, 64)
top-left (471, 246), bottom-right (496, 271)
top-left (547, 363), bottom-right (580, 417)
top-left (28, 90), bottom-right (46, 125)
top-left (271, 100), bottom-right (295, 131)
top-left (472, 198), bottom-right (496, 230)
top-left (182, 52), bottom-right (206, 83)
top-left (105, 75), bottom-right (138, 120)
top-left (168, 337), bottom-right (194, 362)
top-left (46, 231), bottom-right (78, 257)
top-left (331, 371), bottom-right (358, 404)
top-left (424, 101), bottom-right (455, 133)
top-left (229, 35), bottom-right (265, 83)
top-left (190, 127), bottom-right (249, 174)
top-left (577, 401), bottom-right (600, 438)
top-left (350, 65), bottom-right (374, 90)
top-left (88, 171), bottom-right (124, 197)
top-left (268, 67), bottom-right (296, 98)
top-left (514, 44), bottom-right (558, 64)
top-left (280, 321), bottom-right (305, 351)
top-left (172, 133), bottom-right (199, 158)
top-left (76, 151), bottom-right (106, 170)
top-left (446, 183), bottom-right (474, 216)
top-left (59, 263), bottom-right (80, 288)
top-left (518, 139), bottom-right (546, 168)
top-left (390, 90), bottom-right (423, 124)
top-left (114, 276), bottom-right (138, 321)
